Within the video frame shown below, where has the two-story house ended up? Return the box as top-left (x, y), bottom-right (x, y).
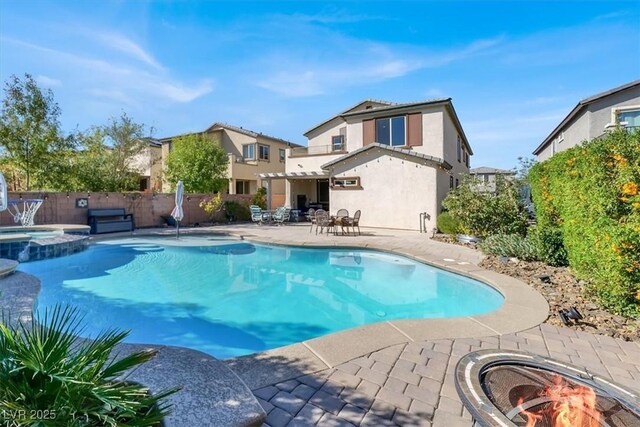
top-left (533, 80), bottom-right (640, 160)
top-left (159, 123), bottom-right (298, 203)
top-left (469, 167), bottom-right (516, 194)
top-left (260, 99), bottom-right (472, 231)
top-left (131, 138), bottom-right (163, 192)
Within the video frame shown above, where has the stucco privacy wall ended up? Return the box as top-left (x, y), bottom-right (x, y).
top-left (0, 192), bottom-right (251, 228)
top-left (330, 150), bottom-right (440, 231)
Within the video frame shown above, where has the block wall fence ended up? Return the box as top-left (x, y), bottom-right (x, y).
top-left (0, 192), bottom-right (252, 228)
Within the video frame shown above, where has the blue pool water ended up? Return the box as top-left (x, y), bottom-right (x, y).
top-left (19, 236), bottom-right (504, 358)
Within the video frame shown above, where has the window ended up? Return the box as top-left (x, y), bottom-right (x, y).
top-left (279, 148), bottom-right (286, 162)
top-left (235, 180), bottom-right (250, 194)
top-left (455, 178), bottom-right (459, 188)
top-left (376, 116), bottom-right (406, 146)
top-left (618, 109), bottom-right (640, 129)
top-left (258, 144), bottom-right (270, 161)
top-left (457, 136), bottom-right (462, 162)
top-left (332, 135), bottom-right (345, 151)
top-left (331, 176), bottom-right (361, 189)
top-left (242, 144), bottom-right (255, 160)
top-left (449, 176), bottom-right (454, 189)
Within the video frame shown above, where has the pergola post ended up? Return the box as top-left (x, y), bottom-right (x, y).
top-left (265, 179), bottom-right (271, 211)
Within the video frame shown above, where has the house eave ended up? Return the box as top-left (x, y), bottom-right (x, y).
top-left (320, 143), bottom-right (452, 171)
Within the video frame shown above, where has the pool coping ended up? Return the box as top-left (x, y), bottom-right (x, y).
top-left (85, 228), bottom-right (550, 390)
top-left (0, 224), bottom-right (91, 243)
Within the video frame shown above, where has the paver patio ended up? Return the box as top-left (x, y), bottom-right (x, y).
top-left (254, 324), bottom-right (640, 426)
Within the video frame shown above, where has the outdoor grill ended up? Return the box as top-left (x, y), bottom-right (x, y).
top-left (455, 349), bottom-right (640, 427)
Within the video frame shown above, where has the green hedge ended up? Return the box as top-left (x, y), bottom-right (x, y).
top-left (436, 212), bottom-right (461, 235)
top-left (529, 129), bottom-right (640, 316)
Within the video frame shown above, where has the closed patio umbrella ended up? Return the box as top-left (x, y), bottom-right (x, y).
top-left (171, 181), bottom-right (184, 239)
top-left (0, 171), bottom-right (7, 212)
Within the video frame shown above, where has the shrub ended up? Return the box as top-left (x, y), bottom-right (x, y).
top-left (442, 175), bottom-right (529, 237)
top-left (0, 305), bottom-right (179, 425)
top-left (478, 234), bottom-right (538, 261)
top-left (529, 128), bottom-right (640, 316)
top-left (251, 187), bottom-right (267, 209)
top-left (436, 212), bottom-right (460, 235)
top-left (528, 226), bottom-right (568, 267)
top-left (223, 201), bottom-right (251, 222)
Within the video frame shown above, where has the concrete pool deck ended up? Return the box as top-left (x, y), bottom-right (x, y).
top-left (2, 224), bottom-right (638, 427)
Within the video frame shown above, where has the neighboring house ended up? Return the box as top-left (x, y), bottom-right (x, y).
top-left (469, 166), bottom-right (516, 193)
top-left (159, 123), bottom-right (298, 202)
top-left (533, 80), bottom-right (640, 161)
top-left (131, 138), bottom-right (163, 192)
top-left (260, 98), bottom-right (472, 231)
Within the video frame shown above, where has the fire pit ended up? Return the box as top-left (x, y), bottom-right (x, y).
top-left (455, 349), bottom-right (640, 427)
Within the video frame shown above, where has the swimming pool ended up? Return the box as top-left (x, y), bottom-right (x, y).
top-left (19, 236), bottom-right (504, 358)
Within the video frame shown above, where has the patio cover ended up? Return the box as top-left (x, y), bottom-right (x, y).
top-left (258, 171), bottom-right (330, 179)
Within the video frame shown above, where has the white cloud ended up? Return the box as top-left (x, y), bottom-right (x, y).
top-left (35, 74), bottom-right (62, 87)
top-left (255, 36), bottom-right (502, 98)
top-left (94, 32), bottom-right (163, 70)
top-left (1, 36), bottom-right (212, 104)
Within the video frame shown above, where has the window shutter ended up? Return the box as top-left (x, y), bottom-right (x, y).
top-left (363, 119), bottom-right (375, 145)
top-left (407, 113), bottom-right (422, 146)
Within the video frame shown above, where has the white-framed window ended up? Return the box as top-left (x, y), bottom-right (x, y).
top-left (449, 176), bottom-right (454, 189)
top-left (606, 105), bottom-right (640, 130)
top-left (242, 144), bottom-right (255, 160)
top-left (279, 148), bottom-right (286, 162)
top-left (332, 135), bottom-right (345, 151)
top-left (331, 176), bottom-right (361, 189)
top-left (618, 109), bottom-right (640, 129)
top-left (258, 144), bottom-right (270, 161)
top-left (376, 116), bottom-right (406, 146)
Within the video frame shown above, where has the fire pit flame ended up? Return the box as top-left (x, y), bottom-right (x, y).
top-left (516, 374), bottom-right (602, 427)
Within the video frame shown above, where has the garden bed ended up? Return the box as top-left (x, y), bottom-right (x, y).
top-left (479, 255), bottom-right (639, 342)
top-left (433, 234), bottom-right (638, 341)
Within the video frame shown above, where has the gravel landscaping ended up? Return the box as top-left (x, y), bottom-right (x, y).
top-left (432, 234), bottom-right (639, 342)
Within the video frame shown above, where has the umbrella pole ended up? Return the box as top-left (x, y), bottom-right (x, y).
top-left (176, 221), bottom-right (180, 240)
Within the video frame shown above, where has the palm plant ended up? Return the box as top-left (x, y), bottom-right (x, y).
top-left (0, 305), bottom-right (179, 426)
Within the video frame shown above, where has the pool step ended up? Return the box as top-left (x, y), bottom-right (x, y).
top-left (0, 259), bottom-right (18, 278)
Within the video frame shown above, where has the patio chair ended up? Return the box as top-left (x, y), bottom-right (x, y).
top-left (250, 205), bottom-right (265, 225)
top-left (342, 210), bottom-right (361, 235)
top-left (335, 209), bottom-right (349, 235)
top-left (273, 207), bottom-right (291, 225)
top-left (315, 210), bottom-right (334, 235)
top-left (307, 208), bottom-right (316, 233)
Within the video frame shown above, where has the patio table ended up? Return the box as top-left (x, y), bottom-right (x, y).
top-left (261, 210), bottom-right (275, 223)
top-left (332, 216), bottom-right (353, 235)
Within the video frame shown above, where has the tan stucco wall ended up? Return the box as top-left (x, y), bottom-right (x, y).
top-left (328, 150), bottom-right (440, 231)
top-left (442, 110), bottom-right (470, 179)
top-left (307, 120), bottom-right (346, 149)
top-left (286, 149), bottom-right (342, 174)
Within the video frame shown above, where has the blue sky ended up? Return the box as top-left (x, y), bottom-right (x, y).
top-left (1, 1), bottom-right (639, 169)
